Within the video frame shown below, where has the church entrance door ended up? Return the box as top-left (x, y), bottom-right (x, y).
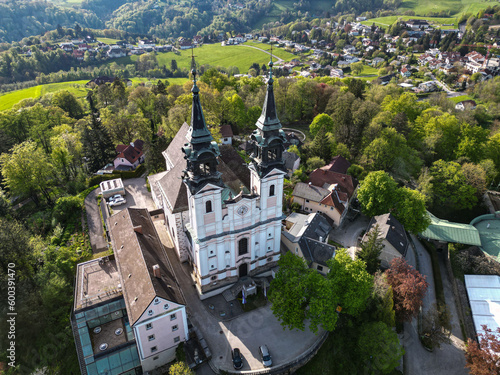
top-left (239, 263), bottom-right (248, 277)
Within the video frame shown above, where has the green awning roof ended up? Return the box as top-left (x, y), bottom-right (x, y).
top-left (420, 211), bottom-right (482, 246)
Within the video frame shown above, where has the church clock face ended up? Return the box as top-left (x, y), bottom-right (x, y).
top-left (237, 205), bottom-right (249, 216)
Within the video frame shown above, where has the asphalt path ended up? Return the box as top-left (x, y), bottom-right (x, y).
top-left (403, 236), bottom-right (467, 375)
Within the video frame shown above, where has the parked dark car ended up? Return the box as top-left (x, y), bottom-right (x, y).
top-left (259, 345), bottom-right (272, 367)
top-left (232, 348), bottom-right (243, 370)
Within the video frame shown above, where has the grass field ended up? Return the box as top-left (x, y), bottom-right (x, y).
top-left (0, 78), bottom-right (189, 112)
top-left (243, 41), bottom-right (297, 61)
top-left (96, 38), bottom-right (122, 45)
top-left (109, 43), bottom-right (295, 74)
top-left (361, 15), bottom-right (459, 28)
top-left (398, 0), bottom-right (498, 17)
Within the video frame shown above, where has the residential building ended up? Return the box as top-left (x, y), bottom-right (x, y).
top-left (72, 208), bottom-right (188, 374)
top-left (107, 45), bottom-right (126, 58)
top-left (455, 100), bottom-right (477, 111)
top-left (220, 124), bottom-right (233, 145)
top-left (282, 151), bottom-right (300, 175)
top-left (282, 212), bottom-right (336, 275)
top-left (362, 213), bottom-right (408, 268)
top-left (114, 140), bottom-right (145, 171)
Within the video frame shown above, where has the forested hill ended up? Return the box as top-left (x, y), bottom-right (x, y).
top-left (0, 0), bottom-right (406, 44)
top-left (0, 1), bottom-right (103, 43)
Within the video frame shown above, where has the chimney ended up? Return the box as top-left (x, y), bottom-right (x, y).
top-left (133, 225), bottom-right (143, 234)
top-left (152, 264), bottom-right (161, 278)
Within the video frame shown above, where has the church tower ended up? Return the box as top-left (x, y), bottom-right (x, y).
top-left (181, 56), bottom-right (285, 299)
top-left (249, 57), bottom-right (287, 212)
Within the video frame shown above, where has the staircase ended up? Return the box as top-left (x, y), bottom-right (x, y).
top-left (222, 277), bottom-right (251, 302)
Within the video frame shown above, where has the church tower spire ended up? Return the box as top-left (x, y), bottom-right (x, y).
top-left (182, 54), bottom-right (223, 194)
top-left (250, 50), bottom-right (287, 177)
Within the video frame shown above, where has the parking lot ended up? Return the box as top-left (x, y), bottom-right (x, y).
top-left (107, 177), bottom-right (156, 213)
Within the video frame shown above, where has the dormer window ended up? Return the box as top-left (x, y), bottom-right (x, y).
top-left (206, 200), bottom-right (212, 213)
top-left (269, 184), bottom-right (275, 197)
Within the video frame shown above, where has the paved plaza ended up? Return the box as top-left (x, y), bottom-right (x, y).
top-left (154, 221), bottom-right (324, 372)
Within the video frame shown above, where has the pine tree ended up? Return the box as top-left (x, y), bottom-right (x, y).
top-left (357, 225), bottom-right (383, 274)
top-left (82, 115), bottom-right (115, 173)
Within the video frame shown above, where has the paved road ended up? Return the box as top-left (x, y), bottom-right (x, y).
top-left (330, 214), bottom-right (371, 248)
top-left (154, 221), bottom-right (322, 373)
top-left (237, 44), bottom-right (284, 63)
top-left (403, 236), bottom-right (467, 375)
top-left (84, 187), bottom-right (108, 253)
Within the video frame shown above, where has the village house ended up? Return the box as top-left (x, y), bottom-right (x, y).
top-left (114, 140), bottom-right (145, 171)
top-left (362, 213), bottom-right (409, 268)
top-left (282, 212), bottom-right (336, 275)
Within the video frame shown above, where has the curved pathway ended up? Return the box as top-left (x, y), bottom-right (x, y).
top-left (237, 44), bottom-right (285, 64)
top-left (84, 187), bottom-right (108, 253)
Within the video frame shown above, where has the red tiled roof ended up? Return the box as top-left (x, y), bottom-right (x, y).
top-left (309, 169), bottom-right (357, 198)
top-left (325, 155), bottom-right (351, 174)
top-left (116, 140), bottom-right (144, 164)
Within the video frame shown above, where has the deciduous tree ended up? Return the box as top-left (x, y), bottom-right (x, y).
top-left (385, 258), bottom-right (428, 323)
top-left (309, 113), bottom-right (334, 138)
top-left (357, 171), bottom-right (398, 217)
top-left (358, 321), bottom-right (404, 373)
top-left (465, 325), bottom-right (500, 375)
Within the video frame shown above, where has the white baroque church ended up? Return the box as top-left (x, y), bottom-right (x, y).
top-left (150, 58), bottom-right (287, 299)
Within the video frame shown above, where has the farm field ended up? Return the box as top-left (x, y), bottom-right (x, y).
top-left (0, 78), bottom-right (188, 112)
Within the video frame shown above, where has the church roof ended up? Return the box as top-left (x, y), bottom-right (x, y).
top-left (255, 60), bottom-right (282, 131)
top-left (157, 130), bottom-right (250, 212)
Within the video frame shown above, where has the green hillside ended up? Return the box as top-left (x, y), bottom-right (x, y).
top-left (397, 0), bottom-right (498, 17)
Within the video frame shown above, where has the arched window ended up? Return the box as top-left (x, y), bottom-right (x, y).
top-left (269, 184), bottom-right (275, 197)
top-left (206, 200), bottom-right (212, 213)
top-left (238, 238), bottom-right (248, 256)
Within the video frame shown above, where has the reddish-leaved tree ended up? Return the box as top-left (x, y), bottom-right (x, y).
top-left (385, 258), bottom-right (428, 322)
top-left (466, 325), bottom-right (500, 375)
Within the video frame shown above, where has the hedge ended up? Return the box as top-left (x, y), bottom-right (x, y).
top-left (87, 164), bottom-right (146, 187)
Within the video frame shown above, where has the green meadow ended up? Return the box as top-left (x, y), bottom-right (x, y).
top-left (109, 42), bottom-right (295, 74)
top-left (0, 78), bottom-right (188, 112)
top-left (398, 0), bottom-right (498, 17)
top-left (361, 15), bottom-right (459, 28)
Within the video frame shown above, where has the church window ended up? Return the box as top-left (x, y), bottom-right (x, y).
top-left (269, 184), bottom-right (275, 196)
top-left (238, 238), bottom-right (248, 256)
top-left (206, 201), bottom-right (212, 213)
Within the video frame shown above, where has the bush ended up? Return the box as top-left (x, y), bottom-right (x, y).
top-left (53, 196), bottom-right (83, 224)
top-left (87, 164), bottom-right (146, 187)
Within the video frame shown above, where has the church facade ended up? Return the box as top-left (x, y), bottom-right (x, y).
top-left (150, 59), bottom-right (287, 299)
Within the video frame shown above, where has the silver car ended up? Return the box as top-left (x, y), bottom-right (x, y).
top-left (259, 345), bottom-right (272, 367)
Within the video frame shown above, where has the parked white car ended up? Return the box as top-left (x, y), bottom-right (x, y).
top-left (109, 197), bottom-right (126, 207)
